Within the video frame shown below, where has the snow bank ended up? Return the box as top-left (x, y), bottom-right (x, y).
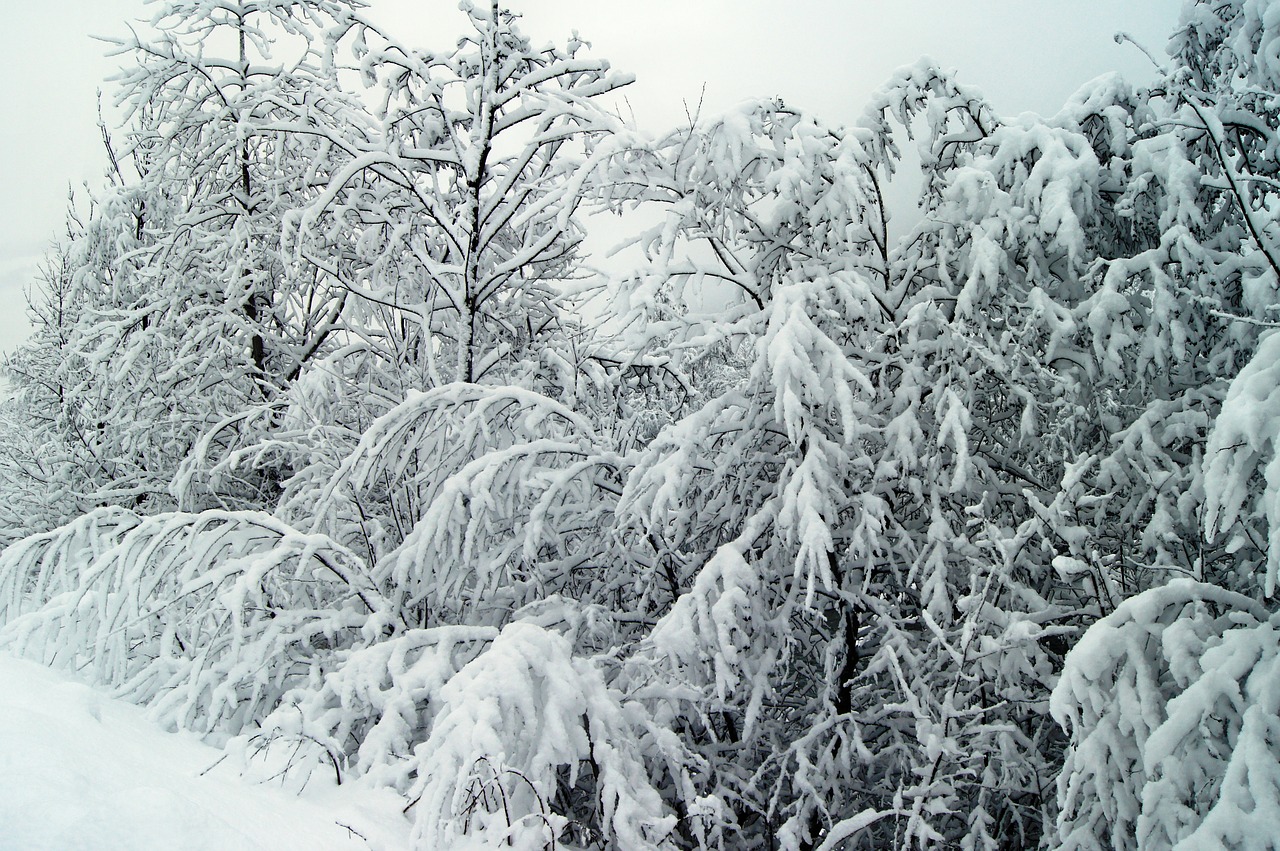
top-left (0, 654), bottom-right (410, 850)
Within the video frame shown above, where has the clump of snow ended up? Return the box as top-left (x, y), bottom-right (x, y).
top-left (1204, 329), bottom-right (1280, 596)
top-left (1052, 580), bottom-right (1280, 850)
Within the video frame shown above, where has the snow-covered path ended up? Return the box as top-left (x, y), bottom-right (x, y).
top-left (0, 654), bottom-right (411, 850)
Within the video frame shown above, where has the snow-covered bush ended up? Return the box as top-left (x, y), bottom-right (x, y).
top-left (1053, 580), bottom-right (1279, 850)
top-left (259, 624), bottom-right (498, 790)
top-left (317, 383), bottom-right (622, 624)
top-left (407, 621), bottom-right (677, 849)
top-left (0, 510), bottom-right (386, 736)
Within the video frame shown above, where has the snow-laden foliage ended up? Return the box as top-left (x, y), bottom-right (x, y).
top-left (1020, 0), bottom-right (1280, 607)
top-left (1052, 580), bottom-right (1279, 850)
top-left (1204, 329), bottom-right (1280, 594)
top-left (1047, 2), bottom-right (1280, 847)
top-left (321, 385), bottom-right (622, 625)
top-left (598, 87), bottom-right (1070, 848)
top-left (407, 621), bottom-right (676, 849)
top-left (4, 0), bottom-right (1280, 848)
top-left (287, 0), bottom-right (633, 391)
top-left (0, 509), bottom-right (384, 736)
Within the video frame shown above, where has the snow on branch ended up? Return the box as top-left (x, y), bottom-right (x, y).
top-left (0, 510), bottom-right (390, 735)
top-left (407, 621), bottom-right (677, 849)
top-left (319, 383), bottom-right (621, 623)
top-left (259, 624), bottom-right (498, 791)
top-left (1204, 329), bottom-right (1280, 596)
top-left (1052, 579), bottom-right (1274, 850)
top-left (0, 506), bottom-right (141, 623)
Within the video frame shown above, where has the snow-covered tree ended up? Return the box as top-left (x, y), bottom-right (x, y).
top-left (1048, 0), bottom-right (1280, 845)
top-left (289, 0), bottom-right (632, 388)
top-left (0, 230), bottom-right (100, 542)
top-left (248, 0), bottom-right (640, 576)
top-left (52, 0), bottom-right (369, 513)
top-left (4, 0), bottom-right (1280, 848)
top-left (1027, 0), bottom-right (1280, 608)
top-left (594, 85), bottom-right (1073, 848)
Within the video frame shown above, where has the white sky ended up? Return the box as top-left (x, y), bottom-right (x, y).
top-left (0, 0), bottom-right (1181, 356)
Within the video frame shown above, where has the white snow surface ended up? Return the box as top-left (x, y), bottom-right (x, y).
top-left (0, 653), bottom-right (411, 850)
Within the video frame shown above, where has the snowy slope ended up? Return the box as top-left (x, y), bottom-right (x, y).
top-left (0, 654), bottom-right (411, 851)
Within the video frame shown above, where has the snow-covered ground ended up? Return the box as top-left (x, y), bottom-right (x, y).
top-left (0, 654), bottom-right (411, 850)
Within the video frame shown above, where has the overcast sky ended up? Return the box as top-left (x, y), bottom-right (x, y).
top-left (0, 0), bottom-right (1181, 357)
